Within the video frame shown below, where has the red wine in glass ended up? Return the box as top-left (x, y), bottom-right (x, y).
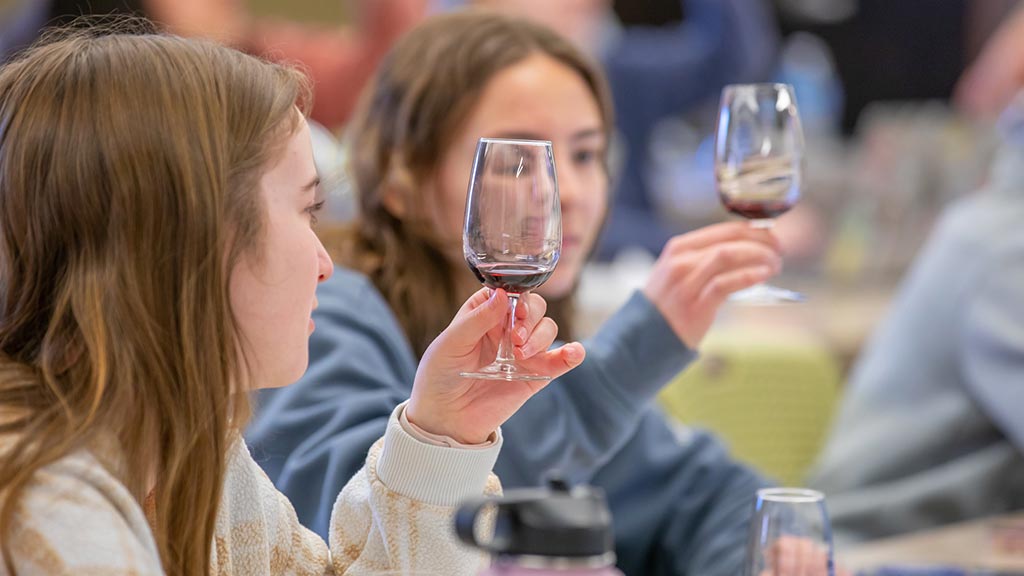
top-left (721, 198), bottom-right (796, 220)
top-left (716, 154), bottom-right (800, 227)
top-left (715, 83), bottom-right (805, 302)
top-left (470, 262), bottom-right (554, 294)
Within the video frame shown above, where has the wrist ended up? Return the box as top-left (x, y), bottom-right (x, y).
top-left (641, 287), bottom-right (695, 349)
top-left (405, 401), bottom-right (489, 445)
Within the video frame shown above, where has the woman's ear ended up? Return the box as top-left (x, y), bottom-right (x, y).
top-left (381, 185), bottom-right (407, 219)
top-left (381, 160), bottom-right (417, 219)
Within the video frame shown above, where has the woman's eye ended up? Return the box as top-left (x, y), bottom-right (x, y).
top-left (573, 149), bottom-right (598, 165)
top-left (306, 200), bottom-right (326, 226)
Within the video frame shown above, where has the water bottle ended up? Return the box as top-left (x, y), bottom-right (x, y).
top-left (455, 477), bottom-right (623, 576)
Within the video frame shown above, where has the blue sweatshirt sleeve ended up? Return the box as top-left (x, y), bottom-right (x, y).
top-left (495, 291), bottom-right (697, 487)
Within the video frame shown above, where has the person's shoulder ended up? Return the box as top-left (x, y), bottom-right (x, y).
top-left (938, 147), bottom-right (1024, 249)
top-left (6, 449), bottom-right (162, 574)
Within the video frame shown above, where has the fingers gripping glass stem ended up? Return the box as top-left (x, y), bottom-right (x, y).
top-left (460, 138), bottom-right (560, 381)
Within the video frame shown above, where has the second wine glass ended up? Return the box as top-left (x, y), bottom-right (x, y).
top-left (715, 82), bottom-right (805, 304)
top-left (461, 138), bottom-right (561, 381)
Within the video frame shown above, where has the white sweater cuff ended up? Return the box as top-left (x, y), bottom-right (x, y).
top-left (376, 401), bottom-right (502, 507)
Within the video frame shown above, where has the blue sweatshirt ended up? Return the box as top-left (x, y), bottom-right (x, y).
top-left (247, 267), bottom-right (768, 575)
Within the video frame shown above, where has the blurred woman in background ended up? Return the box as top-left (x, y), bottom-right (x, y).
top-left (249, 10), bottom-right (784, 576)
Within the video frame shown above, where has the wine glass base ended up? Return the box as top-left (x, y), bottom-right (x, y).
top-left (460, 362), bottom-right (551, 381)
top-left (728, 283), bottom-right (805, 305)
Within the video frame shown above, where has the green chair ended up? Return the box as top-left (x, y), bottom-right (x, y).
top-left (658, 332), bottom-right (842, 486)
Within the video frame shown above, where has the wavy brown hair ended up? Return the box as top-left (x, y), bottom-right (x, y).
top-left (330, 10), bottom-right (613, 357)
top-left (0, 25), bottom-right (307, 575)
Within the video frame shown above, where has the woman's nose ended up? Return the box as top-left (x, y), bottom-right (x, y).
top-left (315, 236), bottom-right (334, 283)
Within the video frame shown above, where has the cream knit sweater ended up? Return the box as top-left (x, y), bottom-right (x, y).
top-left (4, 403), bottom-right (501, 575)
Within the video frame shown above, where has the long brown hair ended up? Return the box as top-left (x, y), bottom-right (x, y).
top-left (331, 10), bottom-right (613, 357)
top-left (0, 25), bottom-right (307, 575)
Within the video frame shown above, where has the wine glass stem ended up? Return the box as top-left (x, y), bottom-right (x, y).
top-left (750, 218), bottom-right (775, 229)
top-left (495, 293), bottom-right (520, 366)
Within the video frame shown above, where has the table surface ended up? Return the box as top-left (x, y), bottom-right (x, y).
top-left (840, 513), bottom-right (1024, 572)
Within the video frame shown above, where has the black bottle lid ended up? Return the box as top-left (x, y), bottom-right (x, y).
top-left (455, 475), bottom-right (615, 559)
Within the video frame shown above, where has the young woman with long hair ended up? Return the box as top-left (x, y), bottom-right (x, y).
top-left (0, 23), bottom-right (579, 575)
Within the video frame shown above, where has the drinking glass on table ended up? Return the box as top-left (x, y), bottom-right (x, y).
top-left (746, 488), bottom-right (835, 576)
top-left (461, 138), bottom-right (561, 381)
top-left (715, 83), bottom-right (805, 303)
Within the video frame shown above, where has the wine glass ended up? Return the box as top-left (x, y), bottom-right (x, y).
top-left (746, 488), bottom-right (835, 576)
top-left (715, 83), bottom-right (805, 303)
top-left (461, 138), bottom-right (561, 381)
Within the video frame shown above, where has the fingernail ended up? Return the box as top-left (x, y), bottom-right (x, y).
top-left (564, 343), bottom-right (582, 362)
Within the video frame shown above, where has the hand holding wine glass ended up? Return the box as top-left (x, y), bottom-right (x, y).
top-left (461, 138), bottom-right (562, 381)
top-left (715, 83), bottom-right (805, 304)
top-left (406, 287), bottom-right (585, 444)
top-left (642, 221), bottom-right (783, 349)
top-left (406, 138), bottom-right (586, 444)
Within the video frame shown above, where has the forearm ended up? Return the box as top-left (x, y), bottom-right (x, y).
top-left (495, 292), bottom-right (695, 486)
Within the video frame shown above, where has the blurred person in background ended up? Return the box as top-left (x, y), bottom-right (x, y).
top-left (956, 2), bottom-right (1024, 119)
top-left (808, 6), bottom-right (1024, 545)
top-left (0, 0), bottom-right (428, 129)
top-left (247, 11), bottom-right (789, 576)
